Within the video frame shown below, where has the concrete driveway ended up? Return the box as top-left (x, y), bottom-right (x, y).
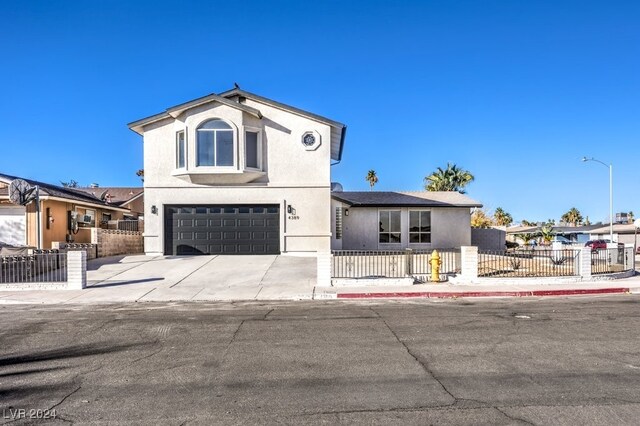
top-left (7, 254), bottom-right (316, 304)
top-left (92, 254), bottom-right (316, 301)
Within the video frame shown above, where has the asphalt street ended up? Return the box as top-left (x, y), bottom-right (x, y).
top-left (1, 296), bottom-right (640, 425)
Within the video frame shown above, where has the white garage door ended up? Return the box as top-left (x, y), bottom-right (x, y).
top-left (0, 206), bottom-right (26, 246)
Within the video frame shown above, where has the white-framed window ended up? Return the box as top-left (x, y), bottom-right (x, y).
top-left (196, 119), bottom-right (234, 167)
top-left (379, 210), bottom-right (401, 243)
top-left (176, 130), bottom-right (186, 169)
top-left (409, 210), bottom-right (431, 243)
top-left (244, 128), bottom-right (262, 170)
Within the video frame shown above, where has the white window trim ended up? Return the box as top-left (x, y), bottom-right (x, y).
top-left (175, 130), bottom-right (186, 170)
top-left (243, 126), bottom-right (263, 171)
top-left (408, 209), bottom-right (432, 245)
top-left (378, 209), bottom-right (402, 245)
top-left (195, 118), bottom-right (238, 169)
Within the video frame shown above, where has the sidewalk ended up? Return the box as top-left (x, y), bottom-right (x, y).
top-left (0, 254), bottom-right (638, 304)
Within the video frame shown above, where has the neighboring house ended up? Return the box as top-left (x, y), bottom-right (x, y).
top-left (74, 187), bottom-right (144, 219)
top-left (331, 191), bottom-right (482, 251)
top-left (506, 224), bottom-right (604, 245)
top-left (0, 173), bottom-right (141, 248)
top-left (128, 87), bottom-right (346, 256)
top-left (589, 224), bottom-right (639, 246)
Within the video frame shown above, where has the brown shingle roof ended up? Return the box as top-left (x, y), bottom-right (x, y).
top-left (73, 187), bottom-right (143, 206)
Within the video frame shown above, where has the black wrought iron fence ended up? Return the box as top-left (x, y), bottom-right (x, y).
top-left (0, 251), bottom-right (67, 284)
top-left (331, 249), bottom-right (459, 281)
top-left (591, 247), bottom-right (634, 274)
top-left (478, 249), bottom-right (580, 278)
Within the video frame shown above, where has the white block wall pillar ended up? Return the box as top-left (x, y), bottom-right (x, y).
top-left (579, 246), bottom-right (592, 278)
top-left (317, 252), bottom-right (332, 287)
top-left (460, 246), bottom-right (478, 281)
top-left (67, 250), bottom-right (87, 290)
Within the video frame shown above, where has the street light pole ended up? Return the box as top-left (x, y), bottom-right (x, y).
top-left (582, 157), bottom-right (613, 243)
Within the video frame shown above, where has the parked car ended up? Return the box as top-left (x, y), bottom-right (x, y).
top-left (585, 240), bottom-right (608, 251)
top-left (585, 240), bottom-right (624, 252)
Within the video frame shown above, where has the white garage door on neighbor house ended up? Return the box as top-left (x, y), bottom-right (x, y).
top-left (0, 206), bottom-right (26, 246)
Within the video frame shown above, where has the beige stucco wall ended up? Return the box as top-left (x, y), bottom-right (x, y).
top-left (336, 206), bottom-right (472, 251)
top-left (141, 99), bottom-right (334, 255)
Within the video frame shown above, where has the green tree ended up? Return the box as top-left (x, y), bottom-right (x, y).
top-left (365, 170), bottom-right (378, 191)
top-left (471, 209), bottom-right (494, 228)
top-left (561, 207), bottom-right (583, 226)
top-left (424, 163), bottom-right (474, 194)
top-left (493, 207), bottom-right (513, 226)
top-left (628, 211), bottom-right (634, 224)
top-left (521, 219), bottom-right (537, 227)
top-left (60, 179), bottom-right (79, 188)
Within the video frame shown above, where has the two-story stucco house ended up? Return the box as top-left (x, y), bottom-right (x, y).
top-left (128, 88), bottom-right (346, 256)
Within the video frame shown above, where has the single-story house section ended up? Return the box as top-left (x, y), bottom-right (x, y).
top-left (331, 191), bottom-right (482, 251)
top-left (0, 173), bottom-right (142, 248)
top-left (128, 87), bottom-right (347, 256)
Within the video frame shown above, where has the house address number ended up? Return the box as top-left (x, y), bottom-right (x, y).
top-left (288, 215), bottom-right (300, 220)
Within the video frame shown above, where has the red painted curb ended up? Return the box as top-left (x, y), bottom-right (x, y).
top-left (336, 288), bottom-right (630, 299)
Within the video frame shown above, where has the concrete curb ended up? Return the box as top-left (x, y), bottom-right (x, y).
top-left (335, 287), bottom-right (630, 299)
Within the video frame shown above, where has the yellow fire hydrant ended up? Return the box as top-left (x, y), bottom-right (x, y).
top-left (430, 250), bottom-right (441, 282)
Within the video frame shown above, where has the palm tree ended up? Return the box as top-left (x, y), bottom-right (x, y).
top-left (561, 207), bottom-right (583, 226)
top-left (628, 211), bottom-right (634, 224)
top-left (516, 233), bottom-right (535, 246)
top-left (424, 163), bottom-right (474, 193)
top-left (539, 223), bottom-right (555, 244)
top-left (136, 169), bottom-right (144, 183)
top-left (494, 207), bottom-right (513, 226)
top-left (365, 170), bottom-right (378, 191)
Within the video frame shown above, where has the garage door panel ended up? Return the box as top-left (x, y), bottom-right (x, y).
top-left (165, 205), bottom-right (280, 255)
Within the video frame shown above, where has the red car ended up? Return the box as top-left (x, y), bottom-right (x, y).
top-left (585, 240), bottom-right (608, 251)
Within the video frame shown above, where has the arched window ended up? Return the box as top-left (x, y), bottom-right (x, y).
top-left (196, 119), bottom-right (234, 167)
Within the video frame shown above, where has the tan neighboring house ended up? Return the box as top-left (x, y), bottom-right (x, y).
top-left (0, 173), bottom-right (143, 249)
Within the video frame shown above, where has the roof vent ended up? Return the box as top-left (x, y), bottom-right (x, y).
top-left (331, 182), bottom-right (343, 192)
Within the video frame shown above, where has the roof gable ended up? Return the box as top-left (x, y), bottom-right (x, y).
top-left (128, 87), bottom-right (347, 161)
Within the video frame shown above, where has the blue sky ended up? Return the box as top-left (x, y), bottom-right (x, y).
top-left (0, 0), bottom-right (638, 224)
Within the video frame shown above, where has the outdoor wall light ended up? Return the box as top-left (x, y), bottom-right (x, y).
top-left (287, 205), bottom-right (293, 214)
top-left (344, 209), bottom-right (349, 216)
top-left (151, 205), bottom-right (158, 215)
